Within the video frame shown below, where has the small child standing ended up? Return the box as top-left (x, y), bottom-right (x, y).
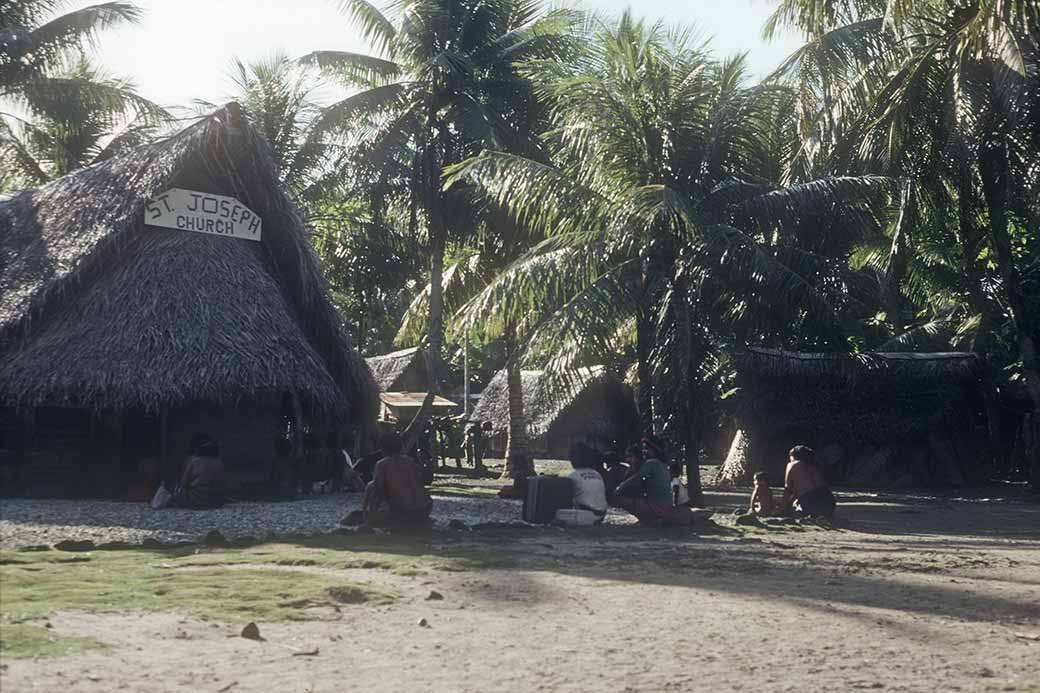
top-left (748, 471), bottom-right (776, 516)
top-left (669, 463), bottom-right (690, 507)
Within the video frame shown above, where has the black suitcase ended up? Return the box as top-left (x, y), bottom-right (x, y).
top-left (522, 475), bottom-right (573, 523)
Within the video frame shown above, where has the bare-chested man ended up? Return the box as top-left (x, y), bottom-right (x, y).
top-left (773, 445), bottom-right (836, 518)
top-left (363, 432), bottom-right (432, 528)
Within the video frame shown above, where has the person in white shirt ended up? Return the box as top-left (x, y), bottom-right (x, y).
top-left (567, 443), bottom-right (608, 522)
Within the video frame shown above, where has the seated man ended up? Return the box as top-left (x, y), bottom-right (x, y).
top-left (610, 436), bottom-right (674, 524)
top-left (774, 445), bottom-right (836, 519)
top-left (568, 443), bottom-right (608, 523)
top-left (170, 434), bottom-right (227, 510)
top-left (747, 471), bottom-right (776, 516)
top-left (363, 432), bottom-right (433, 528)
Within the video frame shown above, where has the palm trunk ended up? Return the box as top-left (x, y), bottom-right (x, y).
top-left (883, 181), bottom-right (914, 334)
top-left (679, 274), bottom-right (704, 506)
top-left (403, 152), bottom-right (446, 454)
top-left (979, 142), bottom-right (1040, 412)
top-left (682, 382), bottom-right (704, 506)
top-left (504, 326), bottom-right (530, 477)
top-left (953, 160), bottom-right (1004, 472)
top-left (636, 305), bottom-right (654, 432)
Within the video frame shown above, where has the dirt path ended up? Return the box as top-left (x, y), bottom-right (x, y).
top-left (3, 491), bottom-right (1039, 692)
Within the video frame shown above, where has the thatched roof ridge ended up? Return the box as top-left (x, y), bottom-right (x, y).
top-left (736, 347), bottom-right (981, 387)
top-left (0, 103), bottom-right (378, 419)
top-left (471, 366), bottom-right (622, 439)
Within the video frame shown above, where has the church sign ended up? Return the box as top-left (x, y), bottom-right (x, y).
top-left (145, 188), bottom-right (262, 241)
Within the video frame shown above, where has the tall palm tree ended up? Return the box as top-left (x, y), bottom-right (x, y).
top-left (1, 55), bottom-right (167, 185)
top-left (301, 0), bottom-right (571, 407)
top-left (451, 14), bottom-right (887, 495)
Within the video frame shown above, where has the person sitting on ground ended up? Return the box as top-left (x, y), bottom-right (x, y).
top-left (127, 457), bottom-right (160, 502)
top-left (363, 431), bottom-right (433, 528)
top-left (610, 435), bottom-right (674, 524)
top-left (568, 443), bottom-right (608, 523)
top-left (498, 452), bottom-right (536, 499)
top-left (269, 437), bottom-right (297, 501)
top-left (774, 445), bottom-right (836, 519)
top-left (746, 471), bottom-right (776, 516)
top-left (169, 434), bottom-right (227, 510)
top-left (602, 451), bottom-right (629, 494)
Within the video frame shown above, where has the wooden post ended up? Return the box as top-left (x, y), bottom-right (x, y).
top-left (290, 391), bottom-right (304, 461)
top-left (159, 404), bottom-right (169, 480)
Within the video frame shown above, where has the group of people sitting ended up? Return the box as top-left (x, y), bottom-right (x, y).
top-left (139, 427), bottom-right (835, 527)
top-left (562, 434), bottom-right (706, 526)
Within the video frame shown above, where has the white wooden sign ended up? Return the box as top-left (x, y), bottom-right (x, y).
top-left (144, 188), bottom-right (262, 241)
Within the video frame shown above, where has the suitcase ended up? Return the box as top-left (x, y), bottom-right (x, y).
top-left (522, 475), bottom-right (573, 523)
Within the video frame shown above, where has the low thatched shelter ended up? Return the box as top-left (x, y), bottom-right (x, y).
top-left (471, 367), bottom-right (639, 459)
top-left (366, 346), bottom-right (443, 393)
top-left (716, 348), bottom-right (988, 487)
top-left (0, 104), bottom-right (378, 497)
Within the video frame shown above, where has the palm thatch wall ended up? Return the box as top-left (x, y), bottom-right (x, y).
top-left (366, 346), bottom-right (442, 393)
top-left (0, 103), bottom-right (378, 496)
top-left (716, 348), bottom-right (988, 488)
top-left (471, 367), bottom-right (639, 459)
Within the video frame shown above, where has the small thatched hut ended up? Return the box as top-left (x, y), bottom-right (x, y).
top-left (0, 104), bottom-right (378, 497)
top-left (365, 346), bottom-right (443, 393)
top-left (716, 348), bottom-right (988, 487)
top-left (471, 367), bottom-right (639, 459)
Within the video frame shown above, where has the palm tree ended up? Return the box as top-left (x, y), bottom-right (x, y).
top-left (198, 53), bottom-right (331, 201)
top-left (451, 14), bottom-right (887, 496)
top-left (767, 0), bottom-right (1040, 411)
top-left (1, 55), bottom-right (167, 185)
top-left (2, 1), bottom-right (149, 112)
top-left (300, 0), bottom-right (572, 406)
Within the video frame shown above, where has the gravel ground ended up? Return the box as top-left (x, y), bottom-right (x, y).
top-left (0, 492), bottom-right (637, 548)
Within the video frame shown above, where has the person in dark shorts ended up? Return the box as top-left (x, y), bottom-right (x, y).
top-left (774, 445), bottom-right (836, 518)
top-left (610, 435), bottom-right (674, 524)
top-left (363, 432), bottom-right (433, 528)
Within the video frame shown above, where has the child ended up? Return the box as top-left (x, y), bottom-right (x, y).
top-left (669, 462), bottom-right (690, 507)
top-left (748, 471), bottom-right (776, 516)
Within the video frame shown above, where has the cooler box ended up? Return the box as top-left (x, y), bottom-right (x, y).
top-left (522, 475), bottom-right (573, 523)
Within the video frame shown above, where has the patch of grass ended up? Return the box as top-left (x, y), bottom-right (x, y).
top-left (0, 623), bottom-right (107, 660)
top-left (0, 549), bottom-right (398, 630)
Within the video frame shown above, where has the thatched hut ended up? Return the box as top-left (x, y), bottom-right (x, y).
top-left (0, 104), bottom-right (378, 497)
top-left (471, 367), bottom-right (639, 459)
top-left (716, 348), bottom-right (988, 487)
top-left (366, 346), bottom-right (443, 393)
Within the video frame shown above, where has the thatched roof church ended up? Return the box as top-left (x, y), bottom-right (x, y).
top-left (0, 104), bottom-right (378, 497)
top-left (716, 348), bottom-right (988, 488)
top-left (471, 367), bottom-right (639, 459)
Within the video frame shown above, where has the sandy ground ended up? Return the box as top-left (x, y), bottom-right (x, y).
top-left (2, 488), bottom-right (1039, 692)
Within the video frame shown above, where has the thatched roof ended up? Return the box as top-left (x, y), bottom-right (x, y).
top-left (735, 348), bottom-right (981, 386)
top-left (471, 367), bottom-right (638, 449)
top-left (365, 346), bottom-right (441, 393)
top-left (0, 103), bottom-right (378, 421)
top-left (732, 347), bottom-right (983, 439)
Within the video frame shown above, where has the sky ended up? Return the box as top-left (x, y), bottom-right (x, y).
top-left (76, 0), bottom-right (804, 110)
